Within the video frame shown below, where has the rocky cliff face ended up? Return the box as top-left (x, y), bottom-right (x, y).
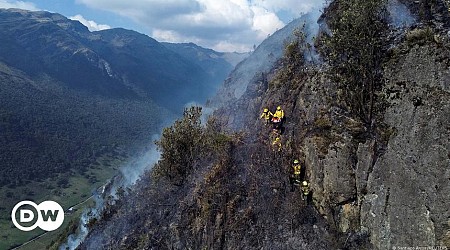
top-left (358, 38), bottom-right (450, 248)
top-left (298, 39), bottom-right (450, 248)
top-left (213, 1), bottom-right (450, 248)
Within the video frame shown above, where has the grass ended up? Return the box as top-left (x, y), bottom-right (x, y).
top-left (406, 27), bottom-right (435, 46)
top-left (0, 155), bottom-right (125, 250)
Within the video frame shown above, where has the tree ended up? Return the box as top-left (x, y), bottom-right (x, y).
top-left (322, 0), bottom-right (388, 127)
top-left (154, 106), bottom-right (203, 183)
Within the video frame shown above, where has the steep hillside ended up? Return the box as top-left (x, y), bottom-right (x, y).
top-left (210, 12), bottom-right (322, 108)
top-left (77, 108), bottom-right (339, 250)
top-left (77, 0), bottom-right (449, 249)
top-left (212, 0), bottom-right (450, 248)
top-left (0, 61), bottom-right (170, 186)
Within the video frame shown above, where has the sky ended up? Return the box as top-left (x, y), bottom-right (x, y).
top-left (0, 0), bottom-right (327, 52)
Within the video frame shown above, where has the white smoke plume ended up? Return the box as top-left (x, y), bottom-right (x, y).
top-left (60, 210), bottom-right (89, 250)
top-left (59, 144), bottom-right (161, 250)
top-left (387, 0), bottom-right (416, 28)
top-left (119, 136), bottom-right (161, 187)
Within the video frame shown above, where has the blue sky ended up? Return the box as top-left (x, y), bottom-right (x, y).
top-left (0, 0), bottom-right (327, 52)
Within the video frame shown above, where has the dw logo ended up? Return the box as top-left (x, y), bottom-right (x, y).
top-left (11, 200), bottom-right (64, 231)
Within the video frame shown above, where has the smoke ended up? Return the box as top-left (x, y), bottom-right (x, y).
top-left (303, 10), bottom-right (323, 63)
top-left (61, 210), bottom-right (90, 250)
top-left (387, 0), bottom-right (416, 28)
top-left (304, 4), bottom-right (327, 43)
top-left (282, 1), bottom-right (331, 64)
top-left (184, 101), bottom-right (216, 125)
top-left (59, 144), bottom-right (161, 250)
top-left (119, 136), bottom-right (161, 188)
top-left (301, 2), bottom-right (330, 64)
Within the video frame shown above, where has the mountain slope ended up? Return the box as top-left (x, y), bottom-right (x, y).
top-left (76, 13), bottom-right (344, 250)
top-left (210, 12), bottom-right (320, 108)
top-left (0, 61), bottom-right (171, 186)
top-left (76, 1), bottom-right (449, 249)
top-left (0, 8), bottom-right (236, 186)
top-left (0, 9), bottom-right (219, 111)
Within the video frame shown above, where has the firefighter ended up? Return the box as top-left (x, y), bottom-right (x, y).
top-left (289, 159), bottom-right (302, 191)
top-left (292, 159), bottom-right (301, 184)
top-left (272, 137), bottom-right (282, 152)
top-left (301, 181), bottom-right (310, 201)
top-left (260, 108), bottom-right (273, 125)
top-left (273, 106), bottom-right (284, 120)
top-left (271, 106), bottom-right (284, 129)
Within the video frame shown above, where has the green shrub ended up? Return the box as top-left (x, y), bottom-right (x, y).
top-left (152, 107), bottom-right (236, 184)
top-left (270, 26), bottom-right (310, 89)
top-left (406, 27), bottom-right (435, 46)
top-left (153, 106), bottom-right (204, 183)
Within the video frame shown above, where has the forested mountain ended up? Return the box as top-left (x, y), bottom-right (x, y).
top-left (77, 0), bottom-right (450, 249)
top-left (0, 9), bottom-right (223, 111)
top-left (0, 62), bottom-right (168, 187)
top-left (0, 8), bottom-right (238, 187)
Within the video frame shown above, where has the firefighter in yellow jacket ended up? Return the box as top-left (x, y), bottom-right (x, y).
top-left (292, 159), bottom-right (301, 182)
top-left (289, 159), bottom-right (302, 191)
top-left (271, 106), bottom-right (284, 129)
top-left (272, 137), bottom-right (282, 152)
top-left (260, 108), bottom-right (273, 125)
top-left (273, 106), bottom-right (284, 119)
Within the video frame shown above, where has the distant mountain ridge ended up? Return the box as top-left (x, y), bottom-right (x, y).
top-left (0, 8), bottom-right (237, 111)
top-left (162, 42), bottom-right (249, 91)
top-left (0, 8), bottom-right (242, 186)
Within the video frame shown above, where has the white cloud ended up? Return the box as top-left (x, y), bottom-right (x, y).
top-left (251, 6), bottom-right (284, 40)
top-left (152, 29), bottom-right (184, 43)
top-left (211, 41), bottom-right (250, 53)
top-left (252, 0), bottom-right (326, 15)
top-left (76, 0), bottom-right (327, 52)
top-left (69, 14), bottom-right (111, 31)
top-left (0, 0), bottom-right (38, 10)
